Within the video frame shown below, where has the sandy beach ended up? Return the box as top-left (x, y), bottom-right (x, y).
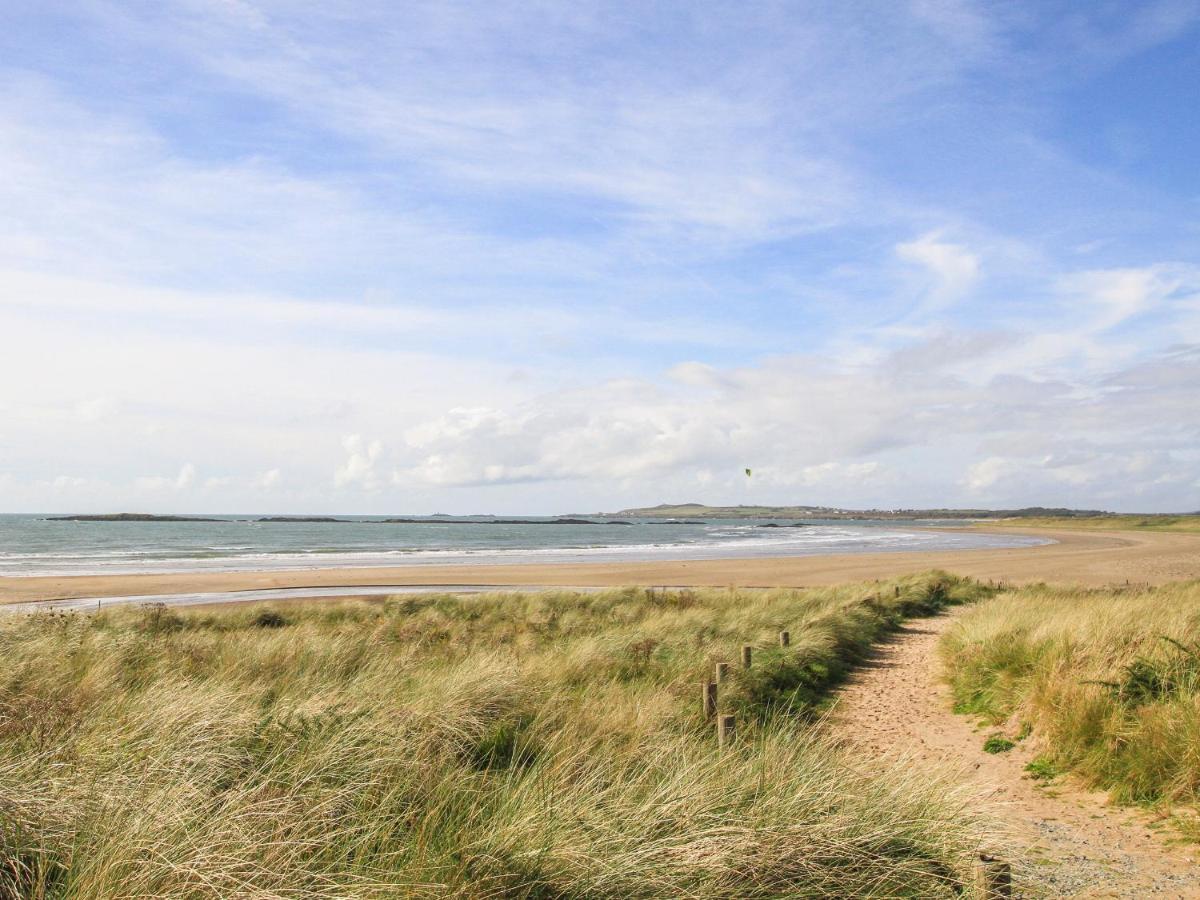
top-left (2, 525), bottom-right (1197, 605)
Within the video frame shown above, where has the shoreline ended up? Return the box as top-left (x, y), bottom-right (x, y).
top-left (0, 521), bottom-right (1042, 580)
top-left (3, 526), bottom-right (1199, 606)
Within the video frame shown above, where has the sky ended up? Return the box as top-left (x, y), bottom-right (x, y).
top-left (1, 0), bottom-right (1198, 514)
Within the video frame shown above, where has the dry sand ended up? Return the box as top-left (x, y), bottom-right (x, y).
top-left (2, 525), bottom-right (1198, 605)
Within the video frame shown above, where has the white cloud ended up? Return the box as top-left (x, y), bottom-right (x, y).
top-left (3, 254), bottom-right (1197, 513)
top-left (61, 0), bottom-right (1031, 256)
top-left (74, 397), bottom-right (118, 423)
top-left (134, 463), bottom-right (196, 494)
top-left (96, 9), bottom-right (860, 247)
top-left (255, 468), bottom-right (282, 489)
top-left (962, 448), bottom-right (1195, 504)
top-left (963, 457), bottom-right (1023, 492)
top-left (385, 335), bottom-right (1200, 511)
top-left (895, 231), bottom-right (980, 304)
top-left (1058, 265), bottom-right (1196, 333)
top-left (335, 436), bottom-right (384, 490)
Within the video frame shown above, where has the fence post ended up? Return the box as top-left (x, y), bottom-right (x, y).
top-left (972, 854), bottom-right (1011, 899)
top-left (702, 680), bottom-right (717, 719)
top-left (718, 714), bottom-right (735, 748)
top-left (895, 585), bottom-right (900, 597)
top-left (741, 645), bottom-right (753, 668)
top-left (715, 661), bottom-right (730, 683)
top-left (778, 630), bottom-right (790, 647)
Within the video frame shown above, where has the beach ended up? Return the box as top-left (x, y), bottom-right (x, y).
top-left (3, 525), bottom-right (1197, 606)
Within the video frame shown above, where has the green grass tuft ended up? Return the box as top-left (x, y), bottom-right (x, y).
top-left (1025, 757), bottom-right (1060, 781)
top-left (982, 735), bottom-right (1015, 754)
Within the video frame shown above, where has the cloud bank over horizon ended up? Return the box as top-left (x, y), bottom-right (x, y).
top-left (1, 2), bottom-right (1198, 514)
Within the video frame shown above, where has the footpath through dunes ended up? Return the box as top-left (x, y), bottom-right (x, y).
top-left (5, 525), bottom-right (1200, 605)
top-left (829, 611), bottom-right (1200, 898)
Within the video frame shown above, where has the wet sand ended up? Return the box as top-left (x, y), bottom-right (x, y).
top-left (3, 526), bottom-right (1198, 605)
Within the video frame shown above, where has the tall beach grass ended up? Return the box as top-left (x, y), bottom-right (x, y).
top-left (941, 580), bottom-right (1200, 817)
top-left (1, 573), bottom-right (997, 897)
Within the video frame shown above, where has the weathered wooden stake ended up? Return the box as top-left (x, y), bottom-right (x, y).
top-left (718, 714), bottom-right (735, 747)
top-left (740, 645), bottom-right (753, 668)
top-left (778, 630), bottom-right (790, 647)
top-left (972, 854), bottom-right (1011, 899)
top-left (715, 661), bottom-right (730, 683)
top-left (702, 680), bottom-right (717, 719)
top-left (894, 585), bottom-right (901, 597)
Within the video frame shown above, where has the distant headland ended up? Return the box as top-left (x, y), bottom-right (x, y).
top-left (43, 507), bottom-right (1200, 530)
top-left (603, 503), bottom-right (1116, 520)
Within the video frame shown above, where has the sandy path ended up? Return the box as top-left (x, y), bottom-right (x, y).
top-left (831, 613), bottom-right (1200, 898)
top-left (4, 526), bottom-right (1200, 604)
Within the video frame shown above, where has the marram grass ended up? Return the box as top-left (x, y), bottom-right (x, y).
top-left (2, 574), bottom-right (998, 898)
top-left (997, 514), bottom-right (1200, 533)
top-left (941, 580), bottom-right (1200, 816)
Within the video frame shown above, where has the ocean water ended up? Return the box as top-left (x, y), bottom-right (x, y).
top-left (0, 514), bottom-right (1051, 577)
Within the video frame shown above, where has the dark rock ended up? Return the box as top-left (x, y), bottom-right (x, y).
top-left (46, 513), bottom-right (224, 522)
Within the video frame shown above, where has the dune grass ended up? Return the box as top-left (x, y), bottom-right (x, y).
top-left (0, 573), bottom-right (998, 898)
top-left (941, 581), bottom-right (1200, 820)
top-left (998, 514), bottom-right (1200, 533)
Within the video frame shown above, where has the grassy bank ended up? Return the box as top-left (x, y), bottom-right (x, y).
top-left (941, 581), bottom-right (1200, 821)
top-left (0, 573), bottom-right (995, 898)
top-left (996, 514), bottom-right (1200, 533)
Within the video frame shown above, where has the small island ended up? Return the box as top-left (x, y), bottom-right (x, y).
top-left (45, 513), bottom-right (225, 522)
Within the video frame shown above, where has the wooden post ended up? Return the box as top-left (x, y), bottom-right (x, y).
top-left (740, 645), bottom-right (753, 668)
top-left (702, 680), bottom-right (717, 719)
top-left (778, 630), bottom-right (790, 647)
top-left (718, 714), bottom-right (735, 748)
top-left (894, 585), bottom-right (900, 597)
top-left (715, 662), bottom-right (730, 683)
top-left (972, 854), bottom-right (1011, 899)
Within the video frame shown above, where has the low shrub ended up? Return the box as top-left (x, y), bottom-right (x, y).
top-left (250, 609), bottom-right (289, 628)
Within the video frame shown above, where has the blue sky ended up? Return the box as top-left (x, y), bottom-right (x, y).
top-left (1, 0), bottom-right (1198, 513)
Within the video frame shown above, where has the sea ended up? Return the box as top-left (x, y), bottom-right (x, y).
top-left (0, 513), bottom-right (1051, 578)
